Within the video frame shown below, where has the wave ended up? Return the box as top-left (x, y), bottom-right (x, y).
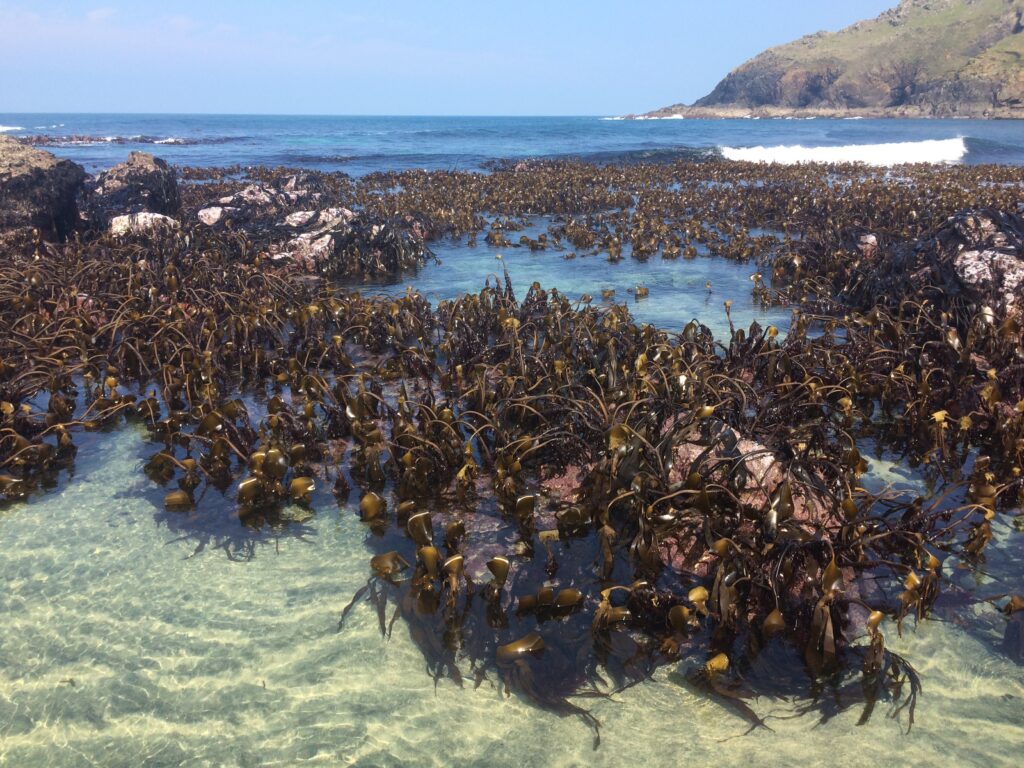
top-left (0, 125), bottom-right (24, 132)
top-left (720, 137), bottom-right (967, 166)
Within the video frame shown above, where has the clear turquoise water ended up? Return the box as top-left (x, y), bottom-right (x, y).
top-left (365, 220), bottom-right (792, 337)
top-left (1, 427), bottom-right (1021, 767)
top-left (0, 251), bottom-right (1021, 767)
top-left (0, 115), bottom-right (1022, 766)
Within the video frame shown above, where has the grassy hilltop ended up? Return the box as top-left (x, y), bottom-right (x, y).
top-left (646, 0), bottom-right (1024, 118)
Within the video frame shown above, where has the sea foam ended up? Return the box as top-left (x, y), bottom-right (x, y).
top-left (720, 137), bottom-right (967, 166)
top-left (0, 125), bottom-right (24, 132)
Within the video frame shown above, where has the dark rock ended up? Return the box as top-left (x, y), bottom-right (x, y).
top-left (0, 135), bottom-right (86, 248)
top-left (85, 151), bottom-right (180, 227)
top-left (845, 209), bottom-right (1024, 318)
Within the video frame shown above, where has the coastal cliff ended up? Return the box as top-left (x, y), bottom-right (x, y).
top-left (642, 0), bottom-right (1024, 119)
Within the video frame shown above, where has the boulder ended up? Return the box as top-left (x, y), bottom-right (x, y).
top-left (197, 206), bottom-right (235, 226)
top-left (0, 135), bottom-right (86, 247)
top-left (109, 212), bottom-right (179, 238)
top-left (198, 181), bottom-right (321, 230)
top-left (86, 151), bottom-right (180, 227)
top-left (844, 209), bottom-right (1024, 318)
top-left (270, 207), bottom-right (355, 269)
top-left (949, 212), bottom-right (1024, 318)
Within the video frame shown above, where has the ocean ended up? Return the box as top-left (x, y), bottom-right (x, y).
top-left (2, 113), bottom-right (1024, 173)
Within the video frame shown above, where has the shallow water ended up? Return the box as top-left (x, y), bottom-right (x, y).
top-left (364, 225), bottom-right (791, 338)
top-left (1, 175), bottom-right (1022, 765)
top-left (1, 426), bottom-right (1021, 768)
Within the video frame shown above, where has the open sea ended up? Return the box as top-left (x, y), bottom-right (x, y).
top-left (0, 114), bottom-right (1022, 767)
top-left (3, 113), bottom-right (1024, 173)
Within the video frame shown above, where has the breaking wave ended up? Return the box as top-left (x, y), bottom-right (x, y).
top-left (720, 137), bottom-right (968, 166)
top-left (0, 125), bottom-right (24, 132)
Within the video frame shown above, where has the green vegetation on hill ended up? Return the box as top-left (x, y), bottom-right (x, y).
top-left (649, 0), bottom-right (1024, 117)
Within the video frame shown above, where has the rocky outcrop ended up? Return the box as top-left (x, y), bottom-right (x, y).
top-left (846, 209), bottom-right (1024, 319)
top-left (643, 0), bottom-right (1024, 119)
top-left (85, 151), bottom-right (180, 228)
top-left (951, 214), bottom-right (1024, 319)
top-left (266, 208), bottom-right (431, 279)
top-left (271, 207), bottom-right (356, 269)
top-left (191, 173), bottom-right (432, 279)
top-left (0, 136), bottom-right (86, 250)
top-left (196, 175), bottom-right (320, 230)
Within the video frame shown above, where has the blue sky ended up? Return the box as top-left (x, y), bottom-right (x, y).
top-left (0, 1), bottom-right (896, 115)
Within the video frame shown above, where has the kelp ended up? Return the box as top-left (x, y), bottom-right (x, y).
top-left (0, 156), bottom-right (1022, 743)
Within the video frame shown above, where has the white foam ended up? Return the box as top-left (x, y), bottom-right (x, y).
top-left (0, 125), bottom-right (24, 132)
top-left (721, 137), bottom-right (967, 166)
top-left (154, 137), bottom-right (185, 144)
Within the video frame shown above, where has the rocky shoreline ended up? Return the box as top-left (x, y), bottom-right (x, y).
top-left (630, 104), bottom-right (1024, 120)
top-left (0, 136), bottom-right (432, 279)
top-left (638, 1), bottom-right (1024, 122)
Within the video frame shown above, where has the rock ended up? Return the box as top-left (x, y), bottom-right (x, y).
top-left (198, 182), bottom-right (321, 232)
top-left (198, 206), bottom-right (235, 226)
top-left (283, 210), bottom-right (318, 228)
top-left (954, 248), bottom-right (1024, 318)
top-left (109, 212), bottom-right (179, 238)
top-left (857, 233), bottom-right (878, 259)
top-left (281, 207), bottom-right (353, 230)
top-left (0, 135), bottom-right (86, 247)
top-left (844, 209), bottom-right (1024, 319)
top-left (272, 208), bottom-right (355, 269)
top-left (86, 151), bottom-right (180, 227)
top-left (659, 417), bottom-right (823, 576)
top-left (219, 183), bottom-right (274, 208)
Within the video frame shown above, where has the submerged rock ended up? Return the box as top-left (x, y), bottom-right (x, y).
top-left (0, 135), bottom-right (86, 249)
top-left (85, 151), bottom-right (180, 227)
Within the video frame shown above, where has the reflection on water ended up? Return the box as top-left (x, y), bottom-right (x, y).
top-left (0, 247), bottom-right (1021, 768)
